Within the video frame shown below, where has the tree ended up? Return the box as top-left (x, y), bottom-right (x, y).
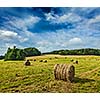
top-left (46, 48), bottom-right (100, 56)
top-left (24, 47), bottom-right (41, 57)
top-left (0, 55), bottom-right (4, 60)
top-left (4, 46), bottom-right (41, 60)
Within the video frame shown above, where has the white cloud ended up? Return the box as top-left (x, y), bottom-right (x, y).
top-left (35, 30), bottom-right (85, 52)
top-left (5, 43), bottom-right (24, 48)
top-left (56, 13), bottom-right (81, 23)
top-left (45, 13), bottom-right (56, 21)
top-left (0, 15), bottom-right (41, 44)
top-left (0, 30), bottom-right (18, 40)
top-left (6, 15), bottom-right (41, 42)
top-left (7, 15), bottom-right (41, 31)
top-left (37, 40), bottom-right (52, 46)
top-left (18, 36), bottom-right (29, 43)
top-left (5, 43), bottom-right (17, 48)
top-left (0, 29), bottom-right (29, 44)
top-left (88, 15), bottom-right (100, 25)
top-left (45, 12), bottom-right (82, 24)
top-left (87, 15), bottom-right (100, 31)
top-left (0, 42), bottom-right (25, 55)
top-left (0, 8), bottom-right (100, 55)
top-left (69, 37), bottom-right (82, 44)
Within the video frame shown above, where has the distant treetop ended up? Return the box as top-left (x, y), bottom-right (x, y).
top-left (4, 46), bottom-right (41, 60)
top-left (44, 48), bottom-right (100, 56)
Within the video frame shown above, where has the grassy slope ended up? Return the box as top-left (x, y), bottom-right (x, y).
top-left (0, 55), bottom-right (100, 93)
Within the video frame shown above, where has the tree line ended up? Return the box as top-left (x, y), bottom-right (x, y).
top-left (44, 48), bottom-right (100, 55)
top-left (0, 55), bottom-right (4, 60)
top-left (4, 46), bottom-right (41, 60)
top-left (1, 47), bottom-right (100, 60)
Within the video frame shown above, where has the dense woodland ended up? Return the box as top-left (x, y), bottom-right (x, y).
top-left (1, 47), bottom-right (100, 60)
top-left (44, 48), bottom-right (100, 55)
top-left (4, 46), bottom-right (41, 60)
top-left (0, 56), bottom-right (4, 60)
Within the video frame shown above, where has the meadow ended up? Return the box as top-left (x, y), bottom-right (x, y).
top-left (0, 54), bottom-right (100, 93)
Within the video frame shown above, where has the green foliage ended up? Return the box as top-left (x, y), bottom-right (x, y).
top-left (0, 55), bottom-right (4, 60)
top-left (4, 46), bottom-right (41, 60)
top-left (24, 48), bottom-right (41, 57)
top-left (5, 47), bottom-right (25, 60)
top-left (47, 48), bottom-right (100, 55)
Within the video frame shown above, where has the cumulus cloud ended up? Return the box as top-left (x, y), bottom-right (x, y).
top-left (0, 14), bottom-right (41, 53)
top-left (6, 15), bottom-right (41, 31)
top-left (87, 15), bottom-right (100, 31)
top-left (69, 37), bottom-right (82, 44)
top-left (45, 12), bottom-right (82, 24)
top-left (35, 30), bottom-right (84, 52)
top-left (45, 13), bottom-right (56, 21)
top-left (0, 41), bottom-right (25, 55)
top-left (0, 30), bottom-right (18, 40)
top-left (0, 29), bottom-right (29, 43)
top-left (88, 15), bottom-right (100, 24)
top-left (18, 36), bottom-right (29, 43)
top-left (0, 7), bottom-right (100, 55)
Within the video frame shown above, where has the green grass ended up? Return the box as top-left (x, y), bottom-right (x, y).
top-left (0, 55), bottom-right (100, 93)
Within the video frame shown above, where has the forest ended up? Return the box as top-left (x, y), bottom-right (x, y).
top-left (4, 46), bottom-right (41, 60)
top-left (45, 48), bottom-right (100, 55)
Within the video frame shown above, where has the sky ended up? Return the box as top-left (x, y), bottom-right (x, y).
top-left (0, 7), bottom-right (100, 55)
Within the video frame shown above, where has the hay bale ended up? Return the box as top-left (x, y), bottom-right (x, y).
top-left (61, 64), bottom-right (66, 80)
top-left (34, 59), bottom-right (36, 61)
top-left (49, 58), bottom-right (52, 60)
top-left (54, 64), bottom-right (60, 79)
top-left (76, 60), bottom-right (78, 64)
top-left (73, 60), bottom-right (78, 64)
top-left (55, 57), bottom-right (58, 59)
top-left (54, 64), bottom-right (75, 82)
top-left (39, 60), bottom-right (43, 62)
top-left (44, 60), bottom-right (47, 63)
top-left (29, 59), bottom-right (33, 61)
top-left (67, 65), bottom-right (75, 82)
top-left (57, 64), bottom-right (63, 80)
top-left (70, 59), bottom-right (74, 62)
top-left (24, 60), bottom-right (31, 66)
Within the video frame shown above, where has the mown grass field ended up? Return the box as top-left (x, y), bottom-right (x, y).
top-left (0, 54), bottom-right (100, 93)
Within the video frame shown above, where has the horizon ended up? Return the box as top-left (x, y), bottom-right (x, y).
top-left (1, 47), bottom-right (100, 56)
top-left (0, 7), bottom-right (100, 55)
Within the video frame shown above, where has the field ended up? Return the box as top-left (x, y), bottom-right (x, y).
top-left (0, 54), bottom-right (100, 93)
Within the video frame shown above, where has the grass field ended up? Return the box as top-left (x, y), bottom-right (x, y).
top-left (0, 54), bottom-right (100, 93)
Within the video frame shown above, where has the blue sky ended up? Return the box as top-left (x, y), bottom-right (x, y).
top-left (0, 7), bottom-right (100, 55)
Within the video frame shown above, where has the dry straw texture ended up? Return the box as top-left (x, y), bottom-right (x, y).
top-left (54, 64), bottom-right (75, 82)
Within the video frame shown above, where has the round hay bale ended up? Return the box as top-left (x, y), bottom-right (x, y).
top-left (61, 64), bottom-right (66, 80)
top-left (54, 64), bottom-right (60, 79)
top-left (39, 60), bottom-right (43, 62)
top-left (24, 60), bottom-right (31, 66)
top-left (44, 60), bottom-right (47, 63)
top-left (49, 58), bottom-right (52, 60)
top-left (73, 60), bottom-right (78, 64)
top-left (63, 64), bottom-right (69, 81)
top-left (55, 57), bottom-right (58, 59)
top-left (54, 64), bottom-right (75, 82)
top-left (70, 59), bottom-right (74, 62)
top-left (67, 64), bottom-right (75, 82)
top-left (34, 59), bottom-right (36, 61)
top-left (57, 64), bottom-right (63, 80)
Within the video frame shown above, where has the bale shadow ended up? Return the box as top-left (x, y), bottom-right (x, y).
top-left (74, 77), bottom-right (95, 84)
